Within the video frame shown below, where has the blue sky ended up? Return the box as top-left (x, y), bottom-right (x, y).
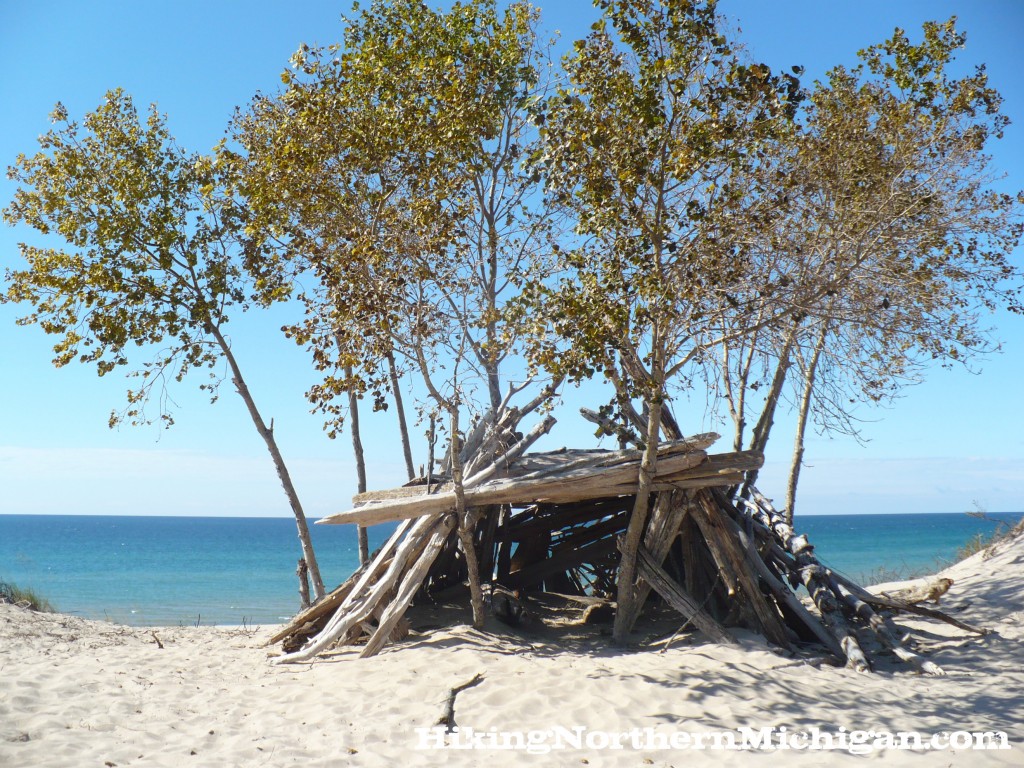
top-left (1, 1), bottom-right (1022, 518)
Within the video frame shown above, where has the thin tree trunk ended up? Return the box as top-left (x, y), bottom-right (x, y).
top-left (484, 205), bottom-right (502, 412)
top-left (426, 415), bottom-right (436, 490)
top-left (612, 386), bottom-right (664, 644)
top-left (741, 327), bottom-right (798, 496)
top-left (486, 363), bottom-right (501, 414)
top-left (344, 363), bottom-right (370, 565)
top-left (722, 341), bottom-right (745, 453)
top-left (786, 321), bottom-right (830, 524)
top-left (209, 325), bottom-right (326, 601)
top-left (724, 310), bottom-right (768, 452)
top-left (450, 407), bottom-right (486, 629)
top-left (386, 350), bottom-right (416, 481)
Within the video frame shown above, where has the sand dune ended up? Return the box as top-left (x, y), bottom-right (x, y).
top-left (2, 531), bottom-right (1022, 767)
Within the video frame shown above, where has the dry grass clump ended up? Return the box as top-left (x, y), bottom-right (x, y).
top-left (958, 507), bottom-right (1024, 562)
top-left (0, 580), bottom-right (55, 612)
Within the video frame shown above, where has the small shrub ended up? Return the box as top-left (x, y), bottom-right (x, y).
top-left (0, 580), bottom-right (55, 612)
top-left (956, 532), bottom-right (991, 561)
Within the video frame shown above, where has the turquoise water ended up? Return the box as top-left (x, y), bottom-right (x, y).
top-left (796, 512), bottom-right (1022, 583)
top-left (0, 515), bottom-right (398, 625)
top-left (1, 512), bottom-right (1020, 626)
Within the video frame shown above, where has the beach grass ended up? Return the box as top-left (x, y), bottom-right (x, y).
top-left (861, 561), bottom-right (947, 587)
top-left (957, 508), bottom-right (1024, 562)
top-left (0, 580), bottom-right (55, 612)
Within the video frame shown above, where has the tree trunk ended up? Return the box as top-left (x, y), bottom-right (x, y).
top-left (612, 391), bottom-right (664, 644)
top-left (209, 325), bottom-right (326, 601)
top-left (386, 350), bottom-right (416, 482)
top-left (344, 363), bottom-right (370, 565)
top-left (426, 415), bottom-right (436, 489)
top-left (484, 207), bottom-right (502, 412)
top-left (721, 341), bottom-right (745, 452)
top-left (450, 407), bottom-right (486, 629)
top-left (741, 327), bottom-right (797, 496)
top-left (785, 321), bottom-right (829, 524)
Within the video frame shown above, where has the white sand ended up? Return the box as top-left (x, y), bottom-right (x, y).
top-left (2, 532), bottom-right (1023, 767)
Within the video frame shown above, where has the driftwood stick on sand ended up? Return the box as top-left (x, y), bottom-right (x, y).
top-left (881, 578), bottom-right (955, 606)
top-left (437, 673), bottom-right (485, 733)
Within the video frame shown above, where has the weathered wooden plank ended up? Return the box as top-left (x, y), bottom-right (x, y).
top-left (322, 448), bottom-right (713, 527)
top-left (267, 557), bottom-right (371, 646)
top-left (690, 490), bottom-right (794, 651)
top-left (276, 514), bottom-right (445, 663)
top-left (617, 490), bottom-right (691, 633)
top-left (656, 450), bottom-right (763, 481)
top-left (352, 483), bottom-right (453, 505)
top-left (503, 536), bottom-right (619, 589)
top-left (633, 540), bottom-right (736, 645)
top-left (350, 434), bottom-right (721, 506)
top-left (360, 515), bottom-right (457, 658)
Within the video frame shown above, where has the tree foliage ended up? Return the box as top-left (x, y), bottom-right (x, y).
top-left (518, 0), bottom-right (806, 415)
top-left (713, 17), bottom-right (1024, 516)
top-left (4, 90), bottom-right (252, 426)
top-left (3, 88), bottom-right (328, 600)
top-left (232, 0), bottom-right (554, 437)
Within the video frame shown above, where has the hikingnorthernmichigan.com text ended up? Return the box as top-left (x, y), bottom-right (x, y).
top-left (415, 724), bottom-right (1012, 756)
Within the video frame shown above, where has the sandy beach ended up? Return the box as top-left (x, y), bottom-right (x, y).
top-left (2, 530), bottom-right (1022, 768)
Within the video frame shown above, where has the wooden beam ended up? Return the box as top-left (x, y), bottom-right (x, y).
top-left (503, 537), bottom-right (619, 589)
top-left (633, 540), bottom-right (736, 645)
top-left (690, 490), bottom-right (794, 651)
top-left (350, 434), bottom-right (722, 505)
top-left (321, 448), bottom-right (714, 527)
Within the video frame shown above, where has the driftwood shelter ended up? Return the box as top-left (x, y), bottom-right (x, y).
top-left (271, 407), bottom-right (985, 673)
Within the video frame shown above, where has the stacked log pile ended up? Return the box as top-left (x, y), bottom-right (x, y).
top-left (271, 409), bottom-right (986, 672)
